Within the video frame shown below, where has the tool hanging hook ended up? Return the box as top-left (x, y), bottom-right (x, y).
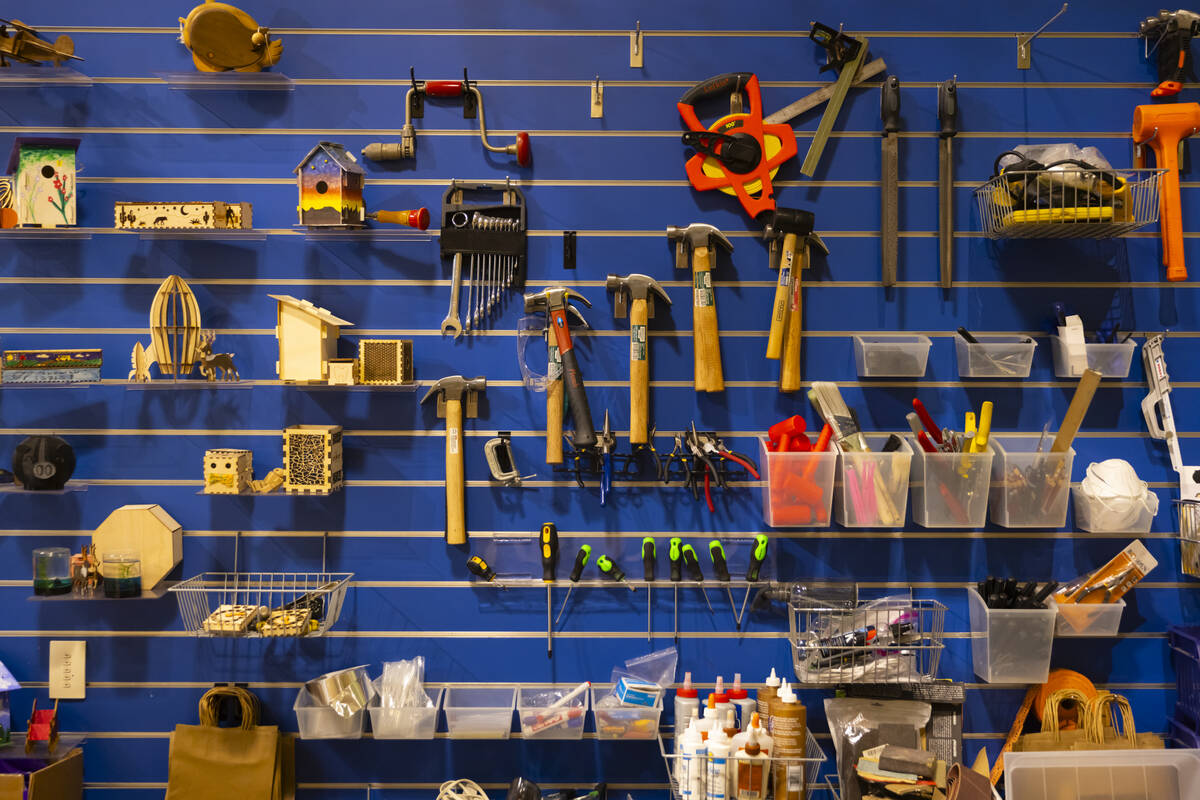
top-left (1018, 3), bottom-right (1068, 69)
top-left (630, 20), bottom-right (643, 67)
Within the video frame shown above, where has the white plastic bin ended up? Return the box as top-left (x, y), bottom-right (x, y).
top-left (760, 438), bottom-right (837, 528)
top-left (834, 436), bottom-right (913, 527)
top-left (1005, 749), bottom-right (1200, 800)
top-left (443, 687), bottom-right (516, 739)
top-left (1071, 486), bottom-right (1155, 533)
top-left (294, 687), bottom-right (367, 740)
top-left (368, 686), bottom-right (443, 739)
top-left (590, 687), bottom-right (661, 740)
top-left (955, 334), bottom-right (1037, 378)
top-left (1049, 598), bottom-right (1125, 637)
top-left (908, 437), bottom-right (993, 528)
top-left (852, 335), bottom-right (932, 378)
top-left (1049, 335), bottom-right (1137, 379)
top-left (968, 587), bottom-right (1056, 684)
top-left (517, 686), bottom-right (588, 740)
top-left (989, 437), bottom-right (1075, 528)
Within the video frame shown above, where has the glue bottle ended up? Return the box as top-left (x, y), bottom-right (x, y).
top-left (675, 671), bottom-right (700, 730)
top-left (728, 673), bottom-right (755, 730)
top-left (706, 725), bottom-right (732, 800)
top-left (678, 717), bottom-right (707, 800)
top-left (768, 680), bottom-right (806, 800)
top-left (735, 727), bottom-right (769, 800)
top-left (722, 708), bottom-right (739, 741)
top-left (756, 668), bottom-right (781, 732)
top-left (699, 693), bottom-right (718, 740)
top-left (731, 711), bottom-right (772, 757)
top-left (712, 675), bottom-right (735, 722)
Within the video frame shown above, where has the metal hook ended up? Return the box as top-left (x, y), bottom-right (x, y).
top-left (1018, 3), bottom-right (1068, 69)
top-left (630, 20), bottom-right (644, 67)
top-left (409, 65), bottom-right (419, 93)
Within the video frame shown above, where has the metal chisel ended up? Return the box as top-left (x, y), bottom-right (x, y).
top-left (937, 77), bottom-right (958, 289)
top-left (880, 75), bottom-right (900, 287)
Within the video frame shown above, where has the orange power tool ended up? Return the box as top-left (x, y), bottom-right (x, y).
top-left (1133, 102), bottom-right (1200, 282)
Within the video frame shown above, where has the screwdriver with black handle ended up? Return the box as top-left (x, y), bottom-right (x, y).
top-left (709, 540), bottom-right (736, 625)
top-left (642, 537), bottom-right (656, 582)
top-left (597, 554), bottom-right (636, 592)
top-left (467, 554), bottom-right (506, 589)
top-left (682, 544), bottom-right (713, 612)
top-left (540, 522), bottom-right (559, 658)
top-left (554, 544), bottom-right (590, 624)
top-left (669, 537), bottom-right (683, 640)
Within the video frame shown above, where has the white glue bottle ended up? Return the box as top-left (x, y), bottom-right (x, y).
top-left (731, 711), bottom-right (772, 757)
top-left (675, 671), bottom-right (700, 730)
top-left (728, 673), bottom-right (755, 731)
top-left (706, 724), bottom-right (732, 800)
top-left (678, 717), bottom-right (708, 800)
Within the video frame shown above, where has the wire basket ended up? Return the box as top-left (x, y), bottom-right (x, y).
top-left (1178, 501), bottom-right (1200, 578)
top-left (974, 167), bottom-right (1163, 239)
top-left (789, 597), bottom-right (946, 684)
top-left (170, 571), bottom-right (352, 638)
top-left (658, 727), bottom-right (825, 800)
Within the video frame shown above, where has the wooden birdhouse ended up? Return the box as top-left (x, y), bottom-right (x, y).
top-left (5, 137), bottom-right (80, 228)
top-left (294, 141), bottom-right (364, 227)
top-left (282, 424), bottom-right (343, 493)
top-left (0, 659), bottom-right (18, 745)
top-left (269, 294), bottom-right (353, 383)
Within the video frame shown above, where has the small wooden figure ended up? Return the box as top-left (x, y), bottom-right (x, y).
top-left (268, 294), bottom-right (353, 383)
top-left (357, 339), bottom-right (413, 385)
top-left (25, 698), bottom-right (58, 755)
top-left (114, 201), bottom-right (252, 230)
top-left (282, 425), bottom-right (343, 494)
top-left (196, 331), bottom-right (239, 382)
top-left (203, 449), bottom-right (252, 494)
top-left (70, 543), bottom-right (98, 597)
top-left (249, 467), bottom-right (285, 494)
top-left (3, 137), bottom-right (80, 228)
top-left (294, 142), bottom-right (364, 228)
top-left (91, 504), bottom-right (182, 591)
top-left (129, 275), bottom-right (203, 381)
top-left (0, 19), bottom-right (81, 67)
top-left (326, 357), bottom-right (357, 386)
top-left (178, 1), bottom-right (282, 73)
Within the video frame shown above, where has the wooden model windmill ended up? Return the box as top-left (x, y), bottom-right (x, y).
top-left (129, 275), bottom-right (203, 381)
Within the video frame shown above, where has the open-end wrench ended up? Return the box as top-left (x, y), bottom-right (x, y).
top-left (441, 251), bottom-right (464, 338)
top-left (464, 253), bottom-right (475, 333)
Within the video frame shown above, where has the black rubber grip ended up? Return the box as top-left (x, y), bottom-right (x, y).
top-left (937, 77), bottom-right (958, 138)
top-left (881, 75), bottom-right (901, 134)
top-left (642, 539), bottom-right (655, 582)
top-left (682, 547), bottom-right (703, 581)
top-left (679, 72), bottom-right (754, 108)
top-left (569, 546), bottom-right (590, 582)
top-left (559, 347), bottom-right (596, 447)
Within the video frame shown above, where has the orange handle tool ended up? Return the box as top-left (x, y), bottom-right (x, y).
top-left (1133, 102), bottom-right (1200, 282)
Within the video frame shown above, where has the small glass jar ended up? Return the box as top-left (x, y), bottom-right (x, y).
top-left (32, 547), bottom-right (72, 596)
top-left (101, 552), bottom-right (142, 598)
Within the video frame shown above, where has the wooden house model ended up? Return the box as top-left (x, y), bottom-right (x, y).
top-left (0, 659), bottom-right (18, 745)
top-left (294, 141), bottom-right (364, 227)
top-left (268, 294), bottom-right (353, 383)
top-left (6, 137), bottom-right (80, 227)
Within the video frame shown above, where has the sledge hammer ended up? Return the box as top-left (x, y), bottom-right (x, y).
top-left (606, 273), bottom-right (672, 445)
top-left (421, 375), bottom-right (486, 545)
top-left (762, 208), bottom-right (814, 361)
top-left (666, 223), bottom-right (733, 392)
top-left (1134, 102), bottom-right (1200, 281)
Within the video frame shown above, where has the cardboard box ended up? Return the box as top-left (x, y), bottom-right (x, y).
top-left (0, 747), bottom-right (82, 800)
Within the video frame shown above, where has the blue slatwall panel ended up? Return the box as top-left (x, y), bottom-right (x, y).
top-left (1, 1), bottom-right (1197, 796)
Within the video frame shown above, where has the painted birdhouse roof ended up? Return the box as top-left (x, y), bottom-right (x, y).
top-left (268, 294), bottom-right (354, 327)
top-left (6, 136), bottom-right (81, 175)
top-left (0, 659), bottom-right (19, 693)
top-left (293, 141), bottom-right (363, 176)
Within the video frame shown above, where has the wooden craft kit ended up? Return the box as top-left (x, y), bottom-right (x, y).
top-left (2, 137), bottom-right (79, 228)
top-left (1, 349), bottom-right (101, 384)
top-left (269, 294), bottom-right (352, 383)
top-left (357, 339), bottom-right (413, 385)
top-left (202, 449), bottom-right (253, 494)
top-left (177, 1), bottom-right (281, 73)
top-left (114, 201), bottom-right (252, 230)
top-left (0, 18), bottom-right (80, 67)
top-left (282, 424), bottom-right (344, 494)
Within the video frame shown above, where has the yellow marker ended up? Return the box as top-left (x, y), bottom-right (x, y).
top-left (971, 401), bottom-right (994, 453)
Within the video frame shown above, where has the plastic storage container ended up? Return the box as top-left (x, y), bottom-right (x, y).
top-left (294, 687), bottom-right (367, 740)
top-left (968, 587), bottom-right (1056, 684)
top-left (367, 687), bottom-right (443, 739)
top-left (1071, 487), bottom-right (1155, 533)
top-left (590, 687), bottom-right (661, 740)
top-left (1049, 598), bottom-right (1125, 637)
top-left (852, 335), bottom-right (932, 378)
top-left (834, 436), bottom-right (913, 527)
top-left (760, 438), bottom-right (838, 528)
top-left (989, 437), bottom-right (1075, 528)
top-left (443, 687), bottom-right (516, 739)
top-left (1049, 335), bottom-right (1138, 379)
top-left (955, 334), bottom-right (1037, 378)
top-left (1169, 625), bottom-right (1200, 722)
top-left (517, 686), bottom-right (588, 740)
top-left (907, 437), bottom-right (993, 528)
top-left (1004, 749), bottom-right (1200, 800)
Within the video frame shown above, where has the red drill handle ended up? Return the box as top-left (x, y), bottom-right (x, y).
top-left (425, 80), bottom-right (465, 97)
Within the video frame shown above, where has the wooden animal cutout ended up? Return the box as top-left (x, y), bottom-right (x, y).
top-left (196, 330), bottom-right (239, 381)
top-left (179, 1), bottom-right (282, 73)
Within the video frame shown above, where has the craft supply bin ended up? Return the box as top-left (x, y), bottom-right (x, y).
top-left (367, 687), bottom-right (443, 740)
top-left (1049, 598), bottom-right (1124, 637)
top-left (955, 335), bottom-right (1037, 378)
top-left (1004, 749), bottom-right (1200, 800)
top-left (833, 436), bottom-right (913, 528)
top-left (443, 687), bottom-right (515, 739)
top-left (968, 587), bottom-right (1056, 684)
top-left (294, 687), bottom-right (367, 740)
top-left (760, 438), bottom-right (838, 528)
top-left (517, 686), bottom-right (587, 740)
top-left (1049, 335), bottom-right (1137, 379)
top-left (907, 437), bottom-right (993, 528)
top-left (852, 335), bottom-right (932, 378)
top-left (989, 437), bottom-right (1075, 528)
top-left (590, 688), bottom-right (661, 740)
top-left (1071, 487), bottom-right (1154, 533)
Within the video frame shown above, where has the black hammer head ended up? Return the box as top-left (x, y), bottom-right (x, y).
top-left (420, 374), bottom-right (486, 418)
top-left (605, 273), bottom-right (672, 319)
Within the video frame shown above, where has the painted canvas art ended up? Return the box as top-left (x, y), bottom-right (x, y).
top-left (6, 137), bottom-right (80, 227)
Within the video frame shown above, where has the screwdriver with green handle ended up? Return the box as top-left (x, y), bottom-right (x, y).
top-left (641, 537), bottom-right (655, 642)
top-left (597, 554), bottom-right (636, 591)
top-left (745, 533), bottom-right (768, 582)
top-left (681, 544), bottom-right (713, 612)
top-left (669, 537), bottom-right (682, 640)
top-left (554, 544), bottom-right (590, 624)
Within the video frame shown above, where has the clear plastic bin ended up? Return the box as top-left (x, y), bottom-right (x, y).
top-left (968, 587), bottom-right (1056, 684)
top-left (955, 335), bottom-right (1037, 378)
top-left (1049, 598), bottom-right (1125, 637)
top-left (852, 335), bottom-right (932, 378)
top-left (908, 437), bottom-right (993, 528)
top-left (760, 438), bottom-right (838, 528)
top-left (443, 687), bottom-right (516, 739)
top-left (590, 687), bottom-right (662, 740)
top-left (294, 687), bottom-right (367, 740)
top-left (367, 687), bottom-right (443, 739)
top-left (517, 686), bottom-right (588, 740)
top-left (1049, 335), bottom-right (1138, 379)
top-left (1004, 749), bottom-right (1200, 800)
top-left (834, 436), bottom-right (913, 527)
top-left (989, 437), bottom-right (1075, 528)
top-left (1071, 487), bottom-right (1155, 533)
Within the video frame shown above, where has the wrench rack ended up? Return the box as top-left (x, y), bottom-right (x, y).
top-left (440, 180), bottom-right (527, 334)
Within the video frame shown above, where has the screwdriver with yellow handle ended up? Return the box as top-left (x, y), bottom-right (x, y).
top-left (467, 554), bottom-right (506, 589)
top-left (540, 522), bottom-right (559, 658)
top-left (366, 208), bottom-right (430, 230)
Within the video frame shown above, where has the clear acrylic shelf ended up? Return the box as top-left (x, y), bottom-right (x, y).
top-left (135, 229), bottom-right (268, 242)
top-left (0, 65), bottom-right (92, 87)
top-left (0, 228), bottom-right (92, 240)
top-left (0, 480), bottom-right (87, 494)
top-left (157, 71), bottom-right (294, 91)
top-left (28, 581), bottom-right (175, 602)
top-left (299, 227), bottom-right (433, 243)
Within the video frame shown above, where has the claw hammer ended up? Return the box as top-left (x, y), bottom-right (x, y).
top-left (666, 223), bottom-right (733, 392)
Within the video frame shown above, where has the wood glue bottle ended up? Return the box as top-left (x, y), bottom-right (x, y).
top-left (735, 726), bottom-right (770, 800)
top-left (756, 668), bottom-right (781, 732)
top-left (767, 680), bottom-right (806, 800)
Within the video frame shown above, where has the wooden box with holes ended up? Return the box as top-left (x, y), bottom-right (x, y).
top-left (203, 449), bottom-right (253, 495)
top-left (282, 425), bottom-right (343, 494)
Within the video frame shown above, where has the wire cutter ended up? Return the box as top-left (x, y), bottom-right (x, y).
top-left (688, 424), bottom-right (760, 512)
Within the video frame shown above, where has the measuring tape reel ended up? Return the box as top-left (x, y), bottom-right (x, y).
top-left (677, 72), bottom-right (797, 220)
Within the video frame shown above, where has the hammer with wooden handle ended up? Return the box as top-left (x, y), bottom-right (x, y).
top-left (762, 208), bottom-right (814, 361)
top-left (605, 273), bottom-right (672, 445)
top-left (666, 223), bottom-right (733, 392)
top-left (421, 375), bottom-right (486, 545)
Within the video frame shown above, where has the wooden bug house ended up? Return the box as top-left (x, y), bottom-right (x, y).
top-left (269, 294), bottom-right (353, 383)
top-left (282, 424), bottom-right (343, 493)
top-left (5, 137), bottom-right (80, 227)
top-left (294, 142), bottom-right (364, 227)
top-left (203, 448), bottom-right (253, 494)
